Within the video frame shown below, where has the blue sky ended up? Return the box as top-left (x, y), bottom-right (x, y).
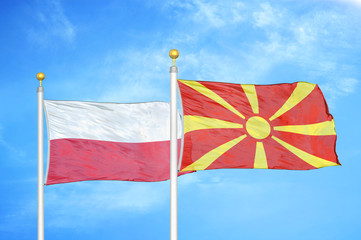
top-left (1, 0), bottom-right (361, 239)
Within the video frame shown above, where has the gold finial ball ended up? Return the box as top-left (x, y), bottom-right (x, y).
top-left (169, 49), bottom-right (179, 60)
top-left (36, 72), bottom-right (45, 81)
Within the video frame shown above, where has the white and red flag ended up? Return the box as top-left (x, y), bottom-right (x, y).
top-left (44, 100), bottom-right (183, 185)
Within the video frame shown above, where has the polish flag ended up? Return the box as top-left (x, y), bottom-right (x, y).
top-left (44, 100), bottom-right (183, 185)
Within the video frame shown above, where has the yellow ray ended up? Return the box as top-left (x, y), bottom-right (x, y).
top-left (179, 80), bottom-right (245, 119)
top-left (274, 120), bottom-right (336, 136)
top-left (254, 142), bottom-right (268, 169)
top-left (181, 134), bottom-right (247, 172)
top-left (241, 84), bottom-right (259, 114)
top-left (269, 82), bottom-right (316, 121)
top-left (271, 136), bottom-right (338, 168)
top-left (184, 115), bottom-right (243, 134)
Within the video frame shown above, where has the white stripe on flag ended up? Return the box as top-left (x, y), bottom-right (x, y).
top-left (44, 100), bottom-right (182, 142)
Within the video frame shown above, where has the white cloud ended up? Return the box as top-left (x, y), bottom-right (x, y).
top-left (192, 0), bottom-right (245, 27)
top-left (179, 172), bottom-right (300, 225)
top-left (253, 2), bottom-right (283, 28)
top-left (0, 126), bottom-right (26, 158)
top-left (0, 179), bottom-right (170, 232)
top-left (27, 0), bottom-right (75, 45)
top-left (45, 181), bottom-right (169, 228)
top-left (338, 78), bottom-right (358, 93)
top-left (332, 0), bottom-right (361, 7)
top-left (95, 48), bottom-right (171, 103)
top-left (0, 188), bottom-right (37, 235)
top-left (86, 1), bottom-right (359, 102)
top-left (244, 3), bottom-right (361, 90)
top-left (46, 1), bottom-right (360, 108)
top-left (293, 26), bottom-right (316, 45)
top-left (320, 78), bottom-right (359, 108)
top-left (164, 0), bottom-right (246, 28)
top-left (178, 173), bottom-right (202, 186)
top-left (0, 207), bottom-right (36, 235)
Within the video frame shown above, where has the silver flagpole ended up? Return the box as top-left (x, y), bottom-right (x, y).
top-left (37, 72), bottom-right (45, 240)
top-left (169, 49), bottom-right (179, 240)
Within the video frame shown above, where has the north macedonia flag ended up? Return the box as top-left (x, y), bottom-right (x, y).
top-left (178, 80), bottom-right (340, 172)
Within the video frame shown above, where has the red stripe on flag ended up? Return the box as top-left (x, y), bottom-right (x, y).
top-left (46, 138), bottom-right (185, 185)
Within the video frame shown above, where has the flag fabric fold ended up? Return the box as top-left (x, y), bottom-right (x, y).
top-left (44, 100), bottom-right (183, 185)
top-left (177, 79), bottom-right (340, 172)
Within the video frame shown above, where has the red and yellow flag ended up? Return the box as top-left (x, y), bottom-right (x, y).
top-left (178, 80), bottom-right (340, 172)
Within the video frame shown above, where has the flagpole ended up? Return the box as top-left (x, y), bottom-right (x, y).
top-left (169, 49), bottom-right (179, 240)
top-left (37, 72), bottom-right (45, 240)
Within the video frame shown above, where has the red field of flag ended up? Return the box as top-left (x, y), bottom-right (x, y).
top-left (178, 80), bottom-right (340, 172)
